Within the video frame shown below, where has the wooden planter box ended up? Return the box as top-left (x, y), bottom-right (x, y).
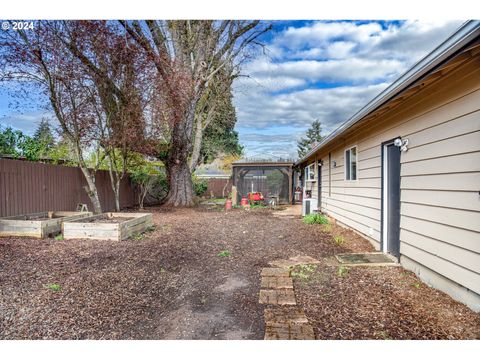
top-left (62, 212), bottom-right (153, 241)
top-left (0, 211), bottom-right (93, 238)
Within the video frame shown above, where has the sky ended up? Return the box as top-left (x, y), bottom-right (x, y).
top-left (0, 20), bottom-right (464, 161)
top-left (233, 20), bottom-right (464, 160)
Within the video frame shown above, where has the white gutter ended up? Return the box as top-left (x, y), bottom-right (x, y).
top-left (296, 20), bottom-right (480, 166)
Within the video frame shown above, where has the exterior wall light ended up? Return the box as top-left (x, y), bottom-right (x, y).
top-left (394, 137), bottom-right (409, 152)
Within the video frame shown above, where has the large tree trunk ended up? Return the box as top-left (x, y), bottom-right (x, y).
top-left (79, 166), bottom-right (102, 214)
top-left (164, 103), bottom-right (196, 207)
top-left (164, 161), bottom-right (194, 206)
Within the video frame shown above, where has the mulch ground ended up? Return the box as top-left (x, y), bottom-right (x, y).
top-left (0, 205), bottom-right (478, 339)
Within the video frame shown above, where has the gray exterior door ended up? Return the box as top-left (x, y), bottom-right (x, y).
top-left (382, 141), bottom-right (401, 258)
top-left (317, 161), bottom-right (322, 210)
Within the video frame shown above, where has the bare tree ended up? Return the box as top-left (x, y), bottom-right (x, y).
top-left (120, 20), bottom-right (271, 206)
top-left (188, 64), bottom-right (237, 172)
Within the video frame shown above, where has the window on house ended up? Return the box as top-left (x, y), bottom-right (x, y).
top-left (345, 146), bottom-right (357, 180)
top-left (305, 163), bottom-right (315, 182)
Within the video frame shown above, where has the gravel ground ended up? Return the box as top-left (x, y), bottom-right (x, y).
top-left (0, 205), bottom-right (478, 339)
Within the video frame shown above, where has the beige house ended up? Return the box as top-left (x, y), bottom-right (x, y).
top-left (296, 21), bottom-right (480, 311)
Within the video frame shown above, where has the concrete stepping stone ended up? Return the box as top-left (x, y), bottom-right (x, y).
top-left (335, 252), bottom-right (399, 267)
top-left (259, 289), bottom-right (296, 305)
top-left (269, 255), bottom-right (320, 269)
top-left (264, 308), bottom-right (308, 325)
top-left (264, 323), bottom-right (315, 340)
top-left (261, 276), bottom-right (293, 289)
top-left (261, 268), bottom-right (291, 277)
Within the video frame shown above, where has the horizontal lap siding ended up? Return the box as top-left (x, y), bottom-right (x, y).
top-left (317, 58), bottom-right (480, 295)
top-left (397, 76), bottom-right (480, 292)
top-left (321, 139), bottom-right (382, 248)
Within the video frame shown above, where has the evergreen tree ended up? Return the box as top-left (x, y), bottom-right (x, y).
top-left (33, 119), bottom-right (55, 156)
top-left (297, 119), bottom-right (323, 158)
top-left (0, 125), bottom-right (23, 157)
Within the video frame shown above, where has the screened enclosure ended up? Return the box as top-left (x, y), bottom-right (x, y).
top-left (232, 161), bottom-right (294, 205)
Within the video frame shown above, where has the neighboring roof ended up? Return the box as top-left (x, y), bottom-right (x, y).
top-left (296, 20), bottom-right (480, 166)
top-left (194, 168), bottom-right (229, 177)
top-left (233, 158), bottom-right (295, 167)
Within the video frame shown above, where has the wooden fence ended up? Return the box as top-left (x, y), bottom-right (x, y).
top-left (204, 177), bottom-right (232, 198)
top-left (0, 158), bottom-right (139, 217)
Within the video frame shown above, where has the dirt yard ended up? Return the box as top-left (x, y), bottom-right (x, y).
top-left (0, 206), bottom-right (478, 339)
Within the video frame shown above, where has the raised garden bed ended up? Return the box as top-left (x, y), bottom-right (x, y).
top-left (0, 211), bottom-right (93, 238)
top-left (62, 212), bottom-right (153, 241)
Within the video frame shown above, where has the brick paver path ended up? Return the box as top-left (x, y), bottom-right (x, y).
top-left (259, 255), bottom-right (319, 340)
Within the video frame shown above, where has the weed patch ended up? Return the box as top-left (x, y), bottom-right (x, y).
top-left (291, 264), bottom-right (318, 282)
top-left (378, 330), bottom-right (392, 340)
top-left (54, 234), bottom-right (63, 241)
top-left (303, 213), bottom-right (329, 225)
top-left (322, 224), bottom-right (332, 232)
top-left (44, 283), bottom-right (61, 291)
top-left (333, 235), bottom-right (345, 245)
top-left (217, 250), bottom-right (231, 258)
top-left (146, 225), bottom-right (156, 232)
top-left (337, 265), bottom-right (349, 277)
top-left (133, 232), bottom-right (144, 240)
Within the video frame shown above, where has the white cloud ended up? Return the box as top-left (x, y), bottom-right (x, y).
top-left (235, 83), bottom-right (388, 131)
top-left (234, 20), bottom-right (464, 159)
top-left (0, 111), bottom-right (53, 135)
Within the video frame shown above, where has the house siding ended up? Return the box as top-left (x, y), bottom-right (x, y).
top-left (310, 56), bottom-right (480, 310)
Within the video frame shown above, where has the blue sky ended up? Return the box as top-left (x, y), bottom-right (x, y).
top-left (233, 20), bottom-right (464, 160)
top-left (0, 20), bottom-right (464, 160)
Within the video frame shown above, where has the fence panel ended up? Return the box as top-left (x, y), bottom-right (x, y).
top-left (0, 158), bottom-right (139, 217)
top-left (204, 177), bottom-right (232, 198)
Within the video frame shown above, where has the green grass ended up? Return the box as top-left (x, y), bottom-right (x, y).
top-left (303, 213), bottom-right (329, 225)
top-left (217, 250), bottom-right (231, 257)
top-left (333, 235), bottom-right (345, 245)
top-left (337, 265), bottom-right (349, 277)
top-left (250, 202), bottom-right (267, 209)
top-left (412, 282), bottom-right (421, 289)
top-left (44, 283), bottom-right (61, 291)
top-left (211, 198), bottom-right (227, 204)
top-left (54, 234), bottom-right (63, 241)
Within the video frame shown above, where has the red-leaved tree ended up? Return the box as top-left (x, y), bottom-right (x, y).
top-left (0, 21), bottom-right (105, 213)
top-left (120, 20), bottom-right (271, 206)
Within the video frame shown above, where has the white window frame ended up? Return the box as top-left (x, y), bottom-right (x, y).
top-left (305, 163), bottom-right (316, 183)
top-left (345, 146), bottom-right (358, 181)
